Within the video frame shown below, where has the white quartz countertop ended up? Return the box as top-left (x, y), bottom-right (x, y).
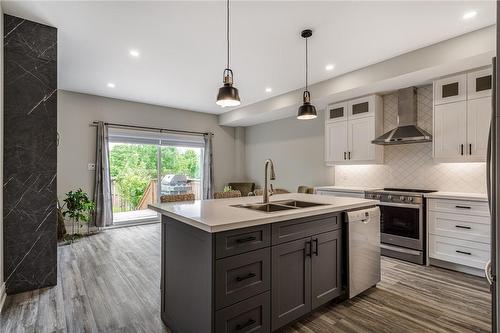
top-left (424, 191), bottom-right (488, 202)
top-left (148, 193), bottom-right (378, 233)
top-left (314, 186), bottom-right (381, 193)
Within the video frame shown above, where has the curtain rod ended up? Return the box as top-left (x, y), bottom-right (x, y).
top-left (89, 121), bottom-right (213, 137)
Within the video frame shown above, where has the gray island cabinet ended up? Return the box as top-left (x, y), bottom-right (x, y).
top-left (149, 193), bottom-right (378, 333)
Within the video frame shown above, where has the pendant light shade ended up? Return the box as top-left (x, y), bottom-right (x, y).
top-left (297, 29), bottom-right (317, 120)
top-left (216, 0), bottom-right (241, 107)
top-left (216, 69), bottom-right (240, 107)
top-left (297, 91), bottom-right (317, 120)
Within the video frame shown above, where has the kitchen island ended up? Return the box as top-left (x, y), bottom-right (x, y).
top-left (149, 193), bottom-right (379, 333)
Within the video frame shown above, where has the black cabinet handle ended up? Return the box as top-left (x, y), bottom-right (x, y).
top-left (313, 239), bottom-right (319, 256)
top-left (456, 250), bottom-right (471, 255)
top-left (305, 241), bottom-right (312, 257)
top-left (236, 319), bottom-right (256, 330)
top-left (348, 151), bottom-right (351, 160)
top-left (236, 273), bottom-right (256, 282)
top-left (236, 236), bottom-right (256, 243)
top-left (469, 143), bottom-right (472, 155)
top-left (460, 144), bottom-right (464, 156)
top-left (455, 205), bottom-right (471, 209)
top-left (344, 152), bottom-right (347, 160)
top-left (455, 225), bottom-right (472, 230)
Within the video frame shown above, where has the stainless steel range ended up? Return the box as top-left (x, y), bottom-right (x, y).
top-left (365, 188), bottom-right (437, 265)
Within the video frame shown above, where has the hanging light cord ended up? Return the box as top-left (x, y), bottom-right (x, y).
top-left (305, 36), bottom-right (308, 91)
top-left (226, 0), bottom-right (230, 69)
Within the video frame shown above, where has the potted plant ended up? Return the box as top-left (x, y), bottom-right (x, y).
top-left (61, 188), bottom-right (96, 243)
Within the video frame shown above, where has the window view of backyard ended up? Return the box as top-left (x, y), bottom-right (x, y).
top-left (109, 142), bottom-right (202, 223)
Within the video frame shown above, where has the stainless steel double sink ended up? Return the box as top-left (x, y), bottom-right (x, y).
top-left (232, 200), bottom-right (327, 213)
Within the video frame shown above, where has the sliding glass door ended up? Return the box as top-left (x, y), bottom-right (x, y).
top-left (159, 146), bottom-right (203, 200)
top-left (109, 142), bottom-right (160, 223)
top-left (108, 129), bottom-right (204, 224)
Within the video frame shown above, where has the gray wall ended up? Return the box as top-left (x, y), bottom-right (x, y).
top-left (3, 14), bottom-right (58, 294)
top-left (57, 91), bottom-right (239, 199)
top-left (245, 111), bottom-right (334, 191)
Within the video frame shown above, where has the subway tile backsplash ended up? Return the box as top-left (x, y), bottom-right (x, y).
top-left (335, 85), bottom-right (487, 193)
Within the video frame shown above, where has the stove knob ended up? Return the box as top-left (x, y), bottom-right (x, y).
top-left (400, 196), bottom-right (406, 202)
top-left (408, 197), bottom-right (414, 203)
top-left (387, 195), bottom-right (392, 200)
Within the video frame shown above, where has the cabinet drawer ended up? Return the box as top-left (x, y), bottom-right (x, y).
top-left (429, 235), bottom-right (490, 269)
top-left (428, 211), bottom-right (490, 244)
top-left (215, 248), bottom-right (270, 310)
top-left (428, 199), bottom-right (490, 217)
top-left (215, 224), bottom-right (271, 259)
top-left (272, 213), bottom-right (340, 245)
top-left (215, 291), bottom-right (270, 333)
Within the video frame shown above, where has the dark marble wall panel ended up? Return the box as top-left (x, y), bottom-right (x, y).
top-left (3, 14), bottom-right (57, 294)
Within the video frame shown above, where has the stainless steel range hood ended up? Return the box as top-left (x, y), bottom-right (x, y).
top-left (372, 87), bottom-right (432, 145)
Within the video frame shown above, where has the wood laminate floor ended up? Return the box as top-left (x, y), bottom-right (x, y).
top-left (0, 224), bottom-right (491, 333)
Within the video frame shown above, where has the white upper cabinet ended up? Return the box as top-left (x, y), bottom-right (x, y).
top-left (467, 97), bottom-right (491, 161)
top-left (325, 121), bottom-right (348, 163)
top-left (326, 102), bottom-right (348, 123)
top-left (434, 74), bottom-right (466, 105)
top-left (348, 116), bottom-right (375, 162)
top-left (433, 101), bottom-right (467, 161)
top-left (325, 95), bottom-right (383, 165)
top-left (467, 68), bottom-right (492, 100)
top-left (433, 67), bottom-right (492, 162)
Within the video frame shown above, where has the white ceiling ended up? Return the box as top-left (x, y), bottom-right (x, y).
top-left (2, 1), bottom-right (496, 115)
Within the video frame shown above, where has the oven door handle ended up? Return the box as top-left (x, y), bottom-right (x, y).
top-left (376, 202), bottom-right (421, 209)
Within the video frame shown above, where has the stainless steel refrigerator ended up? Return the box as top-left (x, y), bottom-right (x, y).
top-left (488, 54), bottom-right (498, 333)
top-left (487, 12), bottom-right (500, 332)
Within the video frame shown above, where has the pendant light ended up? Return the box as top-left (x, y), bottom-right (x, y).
top-left (297, 29), bottom-right (317, 120)
top-left (216, 0), bottom-right (241, 107)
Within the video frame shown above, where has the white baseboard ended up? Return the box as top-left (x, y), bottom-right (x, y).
top-left (0, 282), bottom-right (6, 313)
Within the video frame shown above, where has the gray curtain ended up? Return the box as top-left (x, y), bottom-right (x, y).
top-left (203, 133), bottom-right (214, 200)
top-left (93, 121), bottom-right (113, 227)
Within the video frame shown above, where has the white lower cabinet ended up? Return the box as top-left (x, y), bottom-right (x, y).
top-left (428, 235), bottom-right (490, 269)
top-left (428, 198), bottom-right (490, 273)
top-left (428, 211), bottom-right (490, 244)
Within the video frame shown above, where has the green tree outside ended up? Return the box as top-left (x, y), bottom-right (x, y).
top-left (109, 144), bottom-right (201, 211)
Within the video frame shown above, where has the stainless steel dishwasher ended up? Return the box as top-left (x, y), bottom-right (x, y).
top-left (346, 206), bottom-right (381, 298)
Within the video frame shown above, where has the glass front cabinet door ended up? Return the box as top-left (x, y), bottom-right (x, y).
top-left (434, 74), bottom-right (467, 105)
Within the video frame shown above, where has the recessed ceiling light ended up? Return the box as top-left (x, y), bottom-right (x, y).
top-left (107, 82), bottom-right (116, 88)
top-left (129, 49), bottom-right (140, 57)
top-left (325, 64), bottom-right (335, 71)
top-left (265, 87), bottom-right (272, 93)
top-left (463, 11), bottom-right (477, 20)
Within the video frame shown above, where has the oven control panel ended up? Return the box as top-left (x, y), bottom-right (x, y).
top-left (365, 191), bottom-right (423, 205)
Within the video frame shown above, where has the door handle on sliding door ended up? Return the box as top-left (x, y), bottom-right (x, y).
top-left (485, 260), bottom-right (495, 285)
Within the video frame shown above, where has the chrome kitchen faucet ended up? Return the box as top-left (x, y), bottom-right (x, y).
top-left (263, 159), bottom-right (276, 203)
